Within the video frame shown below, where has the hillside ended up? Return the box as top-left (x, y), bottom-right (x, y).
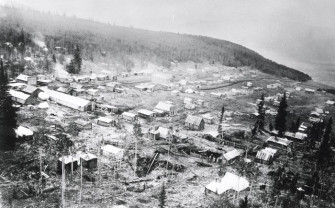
top-left (0, 5), bottom-right (311, 81)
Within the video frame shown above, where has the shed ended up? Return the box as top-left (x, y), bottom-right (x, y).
top-left (57, 156), bottom-right (79, 174)
top-left (202, 113), bottom-right (214, 124)
top-left (222, 149), bottom-right (244, 164)
top-left (77, 152), bottom-right (98, 169)
top-left (185, 103), bottom-right (196, 110)
top-left (87, 89), bottom-right (100, 96)
top-left (74, 120), bottom-right (92, 130)
top-left (101, 145), bottom-right (124, 159)
top-left (305, 88), bottom-right (315, 94)
top-left (255, 148), bottom-right (277, 164)
top-left (21, 85), bottom-right (42, 98)
top-left (121, 112), bottom-right (138, 122)
top-left (154, 101), bottom-right (177, 116)
top-left (210, 92), bottom-right (223, 98)
top-left (106, 82), bottom-right (121, 92)
top-left (16, 74), bottom-right (37, 85)
top-left (97, 104), bottom-right (118, 113)
top-left (138, 109), bottom-right (156, 119)
top-left (185, 115), bottom-right (205, 131)
top-left (266, 136), bottom-right (292, 151)
top-left (9, 90), bottom-right (34, 105)
top-left (184, 97), bottom-right (193, 104)
top-left (97, 117), bottom-right (116, 127)
top-left (57, 87), bottom-right (71, 94)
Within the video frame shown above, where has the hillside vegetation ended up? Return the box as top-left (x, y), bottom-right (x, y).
top-left (0, 6), bottom-right (311, 81)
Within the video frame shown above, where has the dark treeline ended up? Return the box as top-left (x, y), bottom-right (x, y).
top-left (0, 6), bottom-right (311, 81)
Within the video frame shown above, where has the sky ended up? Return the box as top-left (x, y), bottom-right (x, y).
top-left (2, 0), bottom-right (335, 69)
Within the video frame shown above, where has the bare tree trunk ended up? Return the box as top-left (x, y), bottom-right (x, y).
top-left (39, 148), bottom-right (42, 183)
top-left (62, 156), bottom-right (66, 208)
top-left (79, 160), bottom-right (82, 207)
top-left (134, 136), bottom-right (137, 177)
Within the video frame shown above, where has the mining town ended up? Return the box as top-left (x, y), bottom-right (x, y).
top-left (1, 2), bottom-right (335, 208)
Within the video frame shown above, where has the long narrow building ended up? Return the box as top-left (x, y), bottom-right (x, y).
top-left (42, 89), bottom-right (94, 111)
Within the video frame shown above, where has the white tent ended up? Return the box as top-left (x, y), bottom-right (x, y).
top-left (206, 172), bottom-right (249, 195)
top-left (101, 145), bottom-right (124, 159)
top-left (15, 126), bottom-right (34, 137)
top-left (38, 102), bottom-right (49, 109)
top-left (38, 92), bottom-right (50, 100)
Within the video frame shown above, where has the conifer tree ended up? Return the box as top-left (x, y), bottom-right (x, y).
top-left (317, 117), bottom-right (333, 169)
top-left (218, 106), bottom-right (225, 134)
top-left (269, 121), bottom-right (274, 131)
top-left (0, 59), bottom-right (17, 151)
top-left (275, 93), bottom-right (288, 137)
top-left (73, 45), bottom-right (82, 73)
top-left (159, 182), bottom-right (167, 208)
top-left (257, 94), bottom-right (265, 130)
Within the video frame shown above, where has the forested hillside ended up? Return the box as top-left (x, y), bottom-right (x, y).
top-left (0, 6), bottom-right (311, 81)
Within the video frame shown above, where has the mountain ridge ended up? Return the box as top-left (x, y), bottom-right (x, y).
top-left (0, 5), bottom-right (311, 81)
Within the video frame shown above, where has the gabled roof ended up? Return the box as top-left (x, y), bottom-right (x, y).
top-left (21, 85), bottom-right (39, 94)
top-left (122, 112), bottom-right (137, 118)
top-left (98, 117), bottom-right (114, 123)
top-left (185, 115), bottom-right (204, 126)
top-left (16, 74), bottom-right (30, 81)
top-left (138, 109), bottom-right (155, 116)
top-left (223, 149), bottom-right (244, 161)
top-left (256, 148), bottom-right (277, 161)
top-left (155, 101), bottom-right (175, 112)
top-left (43, 89), bottom-right (91, 108)
top-left (267, 136), bottom-right (292, 146)
top-left (9, 90), bottom-right (30, 101)
top-left (57, 87), bottom-right (70, 93)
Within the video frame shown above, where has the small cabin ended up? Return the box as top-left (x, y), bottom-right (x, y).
top-left (137, 109), bottom-right (156, 119)
top-left (57, 156), bottom-right (79, 174)
top-left (266, 136), bottom-right (292, 151)
top-left (121, 112), bottom-right (138, 122)
top-left (185, 115), bottom-right (205, 131)
top-left (97, 117), bottom-right (116, 127)
top-left (77, 152), bottom-right (98, 170)
top-left (74, 120), bottom-right (92, 130)
top-left (255, 148), bottom-right (277, 165)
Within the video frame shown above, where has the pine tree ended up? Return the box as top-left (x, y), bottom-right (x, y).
top-left (317, 117), bottom-right (333, 169)
top-left (218, 106), bottom-right (225, 134)
top-left (73, 45), bottom-right (82, 74)
top-left (52, 54), bottom-right (57, 63)
top-left (0, 59), bottom-right (18, 151)
top-left (294, 117), bottom-right (301, 133)
top-left (257, 94), bottom-right (265, 130)
top-left (67, 59), bottom-right (76, 74)
top-left (239, 195), bottom-right (248, 208)
top-left (275, 93), bottom-right (288, 137)
top-left (159, 182), bottom-right (167, 208)
top-left (269, 121), bottom-right (274, 131)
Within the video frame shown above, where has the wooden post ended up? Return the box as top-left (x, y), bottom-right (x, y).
top-left (71, 151), bottom-right (73, 180)
top-left (39, 148), bottom-right (42, 183)
top-left (79, 159), bottom-right (82, 207)
top-left (134, 136), bottom-right (137, 177)
top-left (274, 196), bottom-right (278, 208)
top-left (62, 156), bottom-right (66, 208)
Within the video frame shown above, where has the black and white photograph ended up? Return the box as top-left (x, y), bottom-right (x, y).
top-left (0, 0), bottom-right (335, 207)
